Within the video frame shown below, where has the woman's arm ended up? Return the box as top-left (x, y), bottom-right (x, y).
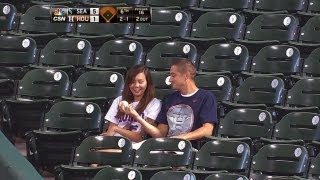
top-left (113, 126), bottom-right (144, 142)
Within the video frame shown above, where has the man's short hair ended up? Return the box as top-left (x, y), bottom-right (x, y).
top-left (171, 60), bottom-right (196, 79)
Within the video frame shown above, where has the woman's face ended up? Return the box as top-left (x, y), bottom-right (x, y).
top-left (129, 72), bottom-right (148, 101)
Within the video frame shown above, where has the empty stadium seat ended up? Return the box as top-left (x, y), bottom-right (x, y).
top-left (17, 5), bottom-right (75, 48)
top-left (222, 76), bottom-right (286, 113)
top-left (198, 43), bottom-right (250, 84)
top-left (26, 101), bottom-right (102, 173)
top-left (300, 47), bottom-right (320, 77)
top-left (63, 71), bottom-right (124, 114)
top-left (190, 139), bottom-right (250, 179)
top-left (145, 41), bottom-right (198, 71)
top-left (5, 69), bottom-right (71, 139)
top-left (309, 152), bottom-right (320, 179)
top-left (131, 138), bottom-right (193, 179)
top-left (92, 167), bottom-right (142, 180)
top-left (68, 22), bottom-right (133, 49)
top-left (150, 170), bottom-right (196, 180)
top-left (205, 172), bottom-right (249, 180)
top-left (298, 0), bottom-right (320, 18)
top-left (0, 36), bottom-right (38, 80)
top-left (183, 12), bottom-right (245, 52)
top-left (150, 71), bottom-right (175, 100)
top-left (88, 39), bottom-right (144, 75)
top-left (82, 0), bottom-right (144, 6)
top-left (250, 144), bottom-right (309, 179)
top-left (238, 14), bottom-right (299, 55)
top-left (126, 9), bottom-right (192, 51)
top-left (0, 3), bottom-right (17, 32)
top-left (145, 0), bottom-right (199, 9)
top-left (33, 38), bottom-right (93, 81)
top-left (57, 136), bottom-right (133, 179)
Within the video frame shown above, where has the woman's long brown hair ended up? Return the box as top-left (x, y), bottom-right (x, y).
top-left (115, 65), bottom-right (155, 118)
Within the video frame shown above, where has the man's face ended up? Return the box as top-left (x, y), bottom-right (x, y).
top-left (169, 65), bottom-right (186, 90)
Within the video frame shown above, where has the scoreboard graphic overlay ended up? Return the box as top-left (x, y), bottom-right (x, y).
top-left (51, 6), bottom-right (151, 23)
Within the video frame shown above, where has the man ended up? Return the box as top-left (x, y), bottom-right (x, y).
top-left (124, 60), bottom-right (217, 141)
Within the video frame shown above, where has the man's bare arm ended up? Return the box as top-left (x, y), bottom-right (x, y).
top-left (171, 123), bottom-right (214, 140)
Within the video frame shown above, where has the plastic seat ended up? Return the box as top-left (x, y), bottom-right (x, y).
top-left (145, 41), bottom-right (198, 71)
top-left (92, 167), bottom-right (142, 180)
top-left (68, 22), bottom-right (133, 49)
top-left (275, 78), bottom-right (320, 120)
top-left (290, 16), bottom-right (320, 56)
top-left (300, 47), bottom-right (320, 77)
top-left (17, 5), bottom-right (75, 48)
top-left (243, 45), bottom-right (302, 88)
top-left (150, 170), bottom-right (196, 180)
top-left (63, 71), bottom-right (124, 114)
top-left (88, 39), bottom-right (144, 75)
top-left (250, 144), bottom-right (309, 179)
top-left (145, 0), bottom-right (199, 9)
top-left (198, 43), bottom-right (250, 84)
top-left (222, 76), bottom-right (286, 114)
top-left (132, 138), bottom-right (194, 180)
top-left (199, 0), bottom-right (253, 11)
top-left (33, 38), bottom-right (93, 81)
top-left (183, 12), bottom-right (245, 52)
top-left (298, 0), bottom-right (320, 19)
top-left (126, 9), bottom-right (192, 51)
top-left (57, 136), bottom-right (133, 180)
top-left (0, 36), bottom-right (38, 80)
top-left (205, 172), bottom-right (249, 180)
top-left (0, 3), bottom-right (17, 32)
top-left (26, 101), bottom-right (102, 173)
top-left (4, 69), bottom-right (71, 139)
top-left (238, 14), bottom-right (299, 55)
top-left (30, 0), bottom-right (76, 5)
top-left (190, 139), bottom-right (250, 179)
top-left (309, 152), bottom-right (320, 179)
top-left (150, 71), bottom-right (175, 100)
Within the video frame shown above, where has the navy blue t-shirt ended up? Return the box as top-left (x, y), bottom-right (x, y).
top-left (156, 89), bottom-right (217, 137)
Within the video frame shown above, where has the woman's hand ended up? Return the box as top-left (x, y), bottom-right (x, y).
top-left (124, 104), bottom-right (140, 119)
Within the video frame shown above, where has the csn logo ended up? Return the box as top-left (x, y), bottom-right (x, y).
top-left (52, 8), bottom-right (67, 22)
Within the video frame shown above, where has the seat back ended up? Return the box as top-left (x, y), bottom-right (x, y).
top-left (43, 101), bottom-right (102, 132)
top-left (286, 78), bottom-right (320, 108)
top-left (303, 47), bottom-right (320, 76)
top-left (234, 76), bottom-right (285, 106)
top-left (309, 153), bottom-right (320, 179)
top-left (71, 71), bottom-right (124, 99)
top-left (306, 0), bottom-right (320, 14)
top-left (205, 173), bottom-right (249, 180)
top-left (72, 136), bottom-right (132, 166)
top-left (0, 3), bottom-right (17, 31)
top-left (133, 138), bottom-right (193, 167)
top-left (218, 109), bottom-right (273, 139)
top-left (145, 0), bottom-right (199, 9)
top-left (150, 71), bottom-right (175, 100)
top-left (195, 74), bottom-right (233, 102)
top-left (190, 12), bottom-right (245, 40)
top-left (252, 0), bottom-right (308, 12)
top-left (146, 41), bottom-right (198, 71)
top-left (199, 0), bottom-right (253, 10)
top-left (251, 144), bottom-right (309, 176)
top-left (94, 40), bottom-right (144, 69)
top-left (150, 170), bottom-right (196, 180)
top-left (19, 5), bottom-right (74, 34)
top-left (251, 45), bottom-right (302, 75)
top-left (298, 16), bottom-right (320, 44)
top-left (39, 38), bottom-right (92, 67)
top-left (92, 167), bottom-right (142, 180)
top-left (76, 22), bottom-right (134, 36)
top-left (273, 112), bottom-right (320, 141)
top-left (0, 36), bottom-right (38, 79)
top-left (17, 69), bottom-right (70, 99)
top-left (199, 43), bottom-right (250, 73)
top-left (194, 140), bottom-right (250, 173)
top-left (244, 14), bottom-right (299, 42)
top-left (134, 9), bottom-right (191, 38)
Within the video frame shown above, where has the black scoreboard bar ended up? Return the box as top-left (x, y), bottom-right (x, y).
top-left (51, 7), bottom-right (151, 23)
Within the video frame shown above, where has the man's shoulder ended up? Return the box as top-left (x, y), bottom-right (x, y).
top-left (163, 91), bottom-right (180, 99)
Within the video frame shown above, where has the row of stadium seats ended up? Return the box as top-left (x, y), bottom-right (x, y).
top-left (1, 35), bottom-right (320, 86)
top-left (1, 4), bottom-right (320, 53)
top-left (27, 134), bottom-right (320, 180)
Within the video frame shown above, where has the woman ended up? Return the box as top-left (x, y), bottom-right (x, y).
top-left (103, 65), bottom-right (161, 142)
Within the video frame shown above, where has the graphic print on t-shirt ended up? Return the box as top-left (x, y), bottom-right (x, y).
top-left (119, 113), bottom-right (144, 132)
top-left (167, 104), bottom-right (194, 136)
